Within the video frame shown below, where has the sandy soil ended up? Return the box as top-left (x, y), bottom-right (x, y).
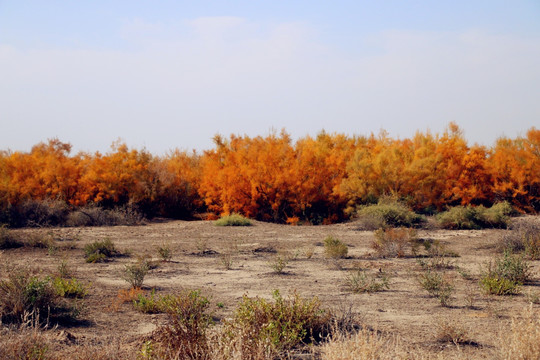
top-left (2, 217), bottom-right (539, 358)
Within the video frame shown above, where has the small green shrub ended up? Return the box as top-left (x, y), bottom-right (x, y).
top-left (223, 290), bottom-right (331, 354)
top-left (356, 199), bottom-right (425, 229)
top-left (218, 252), bottom-right (234, 270)
top-left (324, 236), bottom-right (348, 259)
top-left (123, 261), bottom-right (150, 288)
top-left (53, 277), bottom-right (87, 298)
top-left (437, 202), bottom-right (513, 230)
top-left (437, 206), bottom-right (479, 229)
top-left (417, 269), bottom-right (454, 306)
top-left (482, 201), bottom-right (513, 227)
top-left (215, 213), bottom-right (252, 226)
top-left (346, 270), bottom-right (390, 293)
top-left (156, 243), bottom-right (172, 262)
top-left (133, 289), bottom-right (164, 314)
top-left (480, 277), bottom-right (521, 296)
top-left (480, 251), bottom-right (532, 295)
top-left (84, 239), bottom-right (118, 263)
top-left (268, 254), bottom-right (289, 274)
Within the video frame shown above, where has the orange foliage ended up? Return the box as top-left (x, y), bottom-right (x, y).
top-left (0, 125), bottom-right (538, 226)
top-left (488, 128), bottom-right (539, 212)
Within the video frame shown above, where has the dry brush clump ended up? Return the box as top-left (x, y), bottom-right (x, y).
top-left (83, 238), bottom-right (119, 263)
top-left (371, 227), bottom-right (418, 258)
top-left (355, 199), bottom-right (425, 230)
top-left (319, 326), bottom-right (413, 360)
top-left (0, 266), bottom-right (82, 326)
top-left (498, 305), bottom-right (540, 360)
top-left (498, 219), bottom-right (540, 260)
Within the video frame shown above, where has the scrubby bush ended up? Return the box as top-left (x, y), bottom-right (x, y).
top-left (222, 290), bottom-right (331, 355)
top-left (133, 289), bottom-right (164, 314)
top-left (371, 228), bottom-right (417, 258)
top-left (436, 206), bottom-right (479, 229)
top-left (480, 251), bottom-right (532, 295)
top-left (53, 277), bottom-right (87, 298)
top-left (215, 213), bottom-right (253, 226)
top-left (324, 236), bottom-right (348, 259)
top-left (417, 269), bottom-right (454, 306)
top-left (83, 239), bottom-right (118, 263)
top-left (346, 270), bottom-right (390, 293)
top-left (8, 199), bottom-right (69, 228)
top-left (0, 267), bottom-right (78, 325)
top-left (356, 199), bottom-right (425, 229)
top-left (268, 254), bottom-right (289, 274)
top-left (435, 317), bottom-right (471, 346)
top-left (499, 219), bottom-right (540, 260)
top-left (482, 201), bottom-right (514, 227)
top-left (153, 290), bottom-right (213, 359)
top-left (437, 202), bottom-right (513, 230)
top-left (65, 204), bottom-right (143, 227)
top-left (123, 261), bottom-right (150, 288)
top-left (156, 243), bottom-right (172, 262)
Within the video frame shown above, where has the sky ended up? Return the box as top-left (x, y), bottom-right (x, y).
top-left (0, 1), bottom-right (539, 154)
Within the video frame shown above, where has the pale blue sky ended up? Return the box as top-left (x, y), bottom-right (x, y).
top-left (1, 1), bottom-right (539, 153)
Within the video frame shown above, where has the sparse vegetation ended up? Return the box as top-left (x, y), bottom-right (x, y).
top-left (123, 260), bottom-right (150, 288)
top-left (0, 267), bottom-right (79, 325)
top-left (498, 305), bottom-right (540, 359)
top-left (215, 213), bottom-right (252, 226)
top-left (1, 206), bottom-right (539, 359)
top-left (324, 236), bottom-right (348, 259)
top-left (371, 227), bottom-right (417, 258)
top-left (437, 202), bottom-right (513, 230)
top-left (268, 254), bottom-right (289, 274)
top-left (356, 198), bottom-right (425, 229)
top-left (417, 269), bottom-right (454, 306)
top-left (499, 219), bottom-right (540, 260)
top-left (156, 243), bottom-right (173, 262)
top-left (480, 251), bottom-right (532, 295)
top-left (435, 317), bottom-right (471, 346)
top-left (222, 290), bottom-right (331, 355)
top-left (346, 269), bottom-right (390, 293)
top-left (83, 239), bottom-right (118, 263)
top-left (53, 277), bottom-right (87, 298)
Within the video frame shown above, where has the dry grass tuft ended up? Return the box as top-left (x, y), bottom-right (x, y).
top-left (320, 326), bottom-right (414, 360)
top-left (498, 305), bottom-right (540, 360)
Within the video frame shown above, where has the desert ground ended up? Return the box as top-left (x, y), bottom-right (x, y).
top-left (2, 216), bottom-right (539, 359)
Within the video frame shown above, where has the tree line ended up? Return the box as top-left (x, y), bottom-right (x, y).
top-left (0, 124), bottom-right (538, 225)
